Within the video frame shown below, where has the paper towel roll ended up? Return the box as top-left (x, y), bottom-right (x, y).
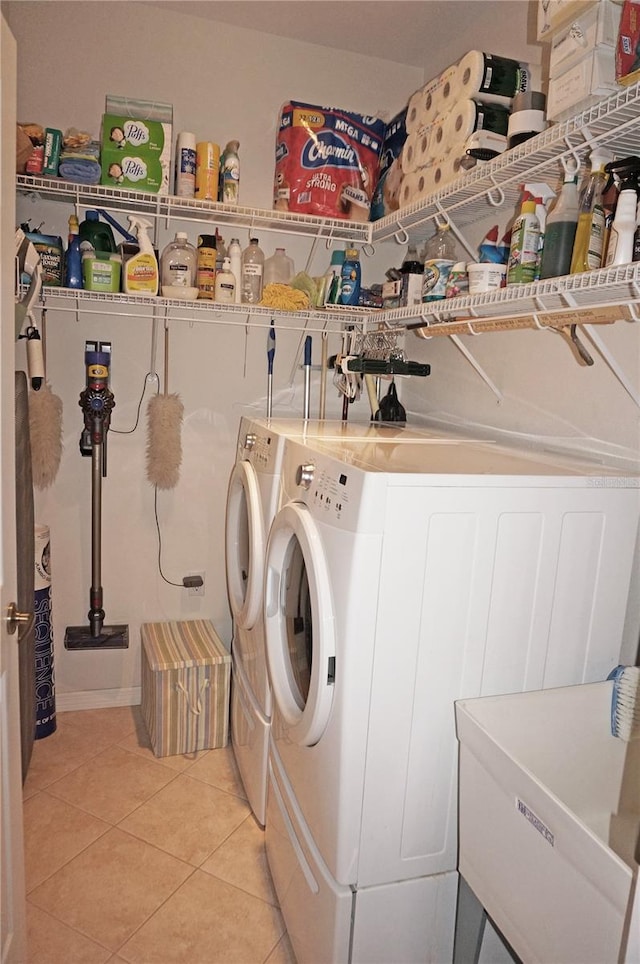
top-left (431, 154), bottom-right (466, 193)
top-left (401, 130), bottom-right (420, 173)
top-left (406, 64), bottom-right (459, 134)
top-left (414, 166), bottom-right (436, 201)
top-left (406, 81), bottom-right (441, 133)
top-left (431, 65), bottom-right (459, 120)
top-left (455, 50), bottom-right (526, 106)
top-left (415, 126), bottom-right (436, 168)
top-left (441, 99), bottom-right (512, 154)
top-left (400, 172), bottom-right (420, 208)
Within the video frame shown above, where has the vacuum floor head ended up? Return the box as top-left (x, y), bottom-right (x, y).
top-left (64, 624), bottom-right (129, 650)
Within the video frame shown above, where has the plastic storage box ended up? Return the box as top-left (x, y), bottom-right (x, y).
top-left (141, 619), bottom-right (230, 757)
top-left (455, 682), bottom-right (638, 964)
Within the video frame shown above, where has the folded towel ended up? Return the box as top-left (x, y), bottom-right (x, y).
top-left (58, 158), bottom-right (102, 185)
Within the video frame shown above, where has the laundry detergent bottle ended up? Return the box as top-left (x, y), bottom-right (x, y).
top-left (124, 216), bottom-right (158, 295)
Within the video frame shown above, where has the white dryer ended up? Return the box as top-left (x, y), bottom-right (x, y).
top-left (226, 417), bottom-right (451, 824)
top-left (263, 434), bottom-right (640, 963)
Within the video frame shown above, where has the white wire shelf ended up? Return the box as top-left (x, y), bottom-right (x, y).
top-left (16, 175), bottom-right (371, 244)
top-left (35, 286), bottom-right (376, 335)
top-left (373, 80), bottom-right (640, 247)
top-left (385, 263), bottom-right (640, 336)
top-left (33, 263), bottom-right (640, 338)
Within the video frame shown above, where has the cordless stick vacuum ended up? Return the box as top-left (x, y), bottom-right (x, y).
top-left (64, 342), bottom-right (128, 649)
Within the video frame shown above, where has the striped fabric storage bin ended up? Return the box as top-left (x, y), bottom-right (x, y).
top-left (141, 620), bottom-right (230, 757)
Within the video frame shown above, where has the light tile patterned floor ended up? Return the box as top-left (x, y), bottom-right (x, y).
top-left (23, 706), bottom-right (296, 964)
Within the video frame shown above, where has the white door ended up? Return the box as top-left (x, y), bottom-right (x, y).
top-left (264, 502), bottom-right (335, 747)
top-left (0, 15), bottom-right (27, 963)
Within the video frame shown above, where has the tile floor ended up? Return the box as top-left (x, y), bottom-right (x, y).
top-left (22, 705), bottom-right (296, 964)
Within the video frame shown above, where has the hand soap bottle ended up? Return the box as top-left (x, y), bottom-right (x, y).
top-left (124, 216), bottom-right (158, 295)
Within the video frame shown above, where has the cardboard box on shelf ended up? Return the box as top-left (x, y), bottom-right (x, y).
top-left (547, 45), bottom-right (620, 120)
top-left (616, 0), bottom-right (640, 84)
top-left (537, 0), bottom-right (599, 41)
top-left (550, 0), bottom-right (622, 73)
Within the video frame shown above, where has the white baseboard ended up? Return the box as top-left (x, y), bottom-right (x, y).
top-left (56, 687), bottom-right (141, 712)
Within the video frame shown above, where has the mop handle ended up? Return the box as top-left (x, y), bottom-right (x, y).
top-left (267, 325), bottom-right (276, 419)
top-left (303, 335), bottom-right (312, 420)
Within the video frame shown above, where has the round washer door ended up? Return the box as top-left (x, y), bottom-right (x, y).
top-left (264, 502), bottom-right (335, 747)
top-left (225, 460), bottom-right (265, 630)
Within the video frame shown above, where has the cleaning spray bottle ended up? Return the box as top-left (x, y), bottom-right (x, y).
top-left (124, 216), bottom-right (158, 294)
top-left (539, 169), bottom-right (579, 279)
top-left (507, 193), bottom-right (541, 284)
top-left (570, 151), bottom-right (609, 273)
top-left (604, 156), bottom-right (640, 267)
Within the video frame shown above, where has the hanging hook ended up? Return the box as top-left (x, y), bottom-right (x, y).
top-left (393, 224), bottom-right (410, 245)
top-left (466, 321), bottom-right (481, 336)
top-left (324, 227), bottom-right (336, 249)
top-left (362, 242), bottom-right (376, 257)
top-left (486, 177), bottom-right (505, 207)
top-left (561, 138), bottom-right (582, 177)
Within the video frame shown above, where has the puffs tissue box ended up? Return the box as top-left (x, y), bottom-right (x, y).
top-left (100, 95), bottom-right (172, 194)
top-left (141, 619), bottom-right (230, 757)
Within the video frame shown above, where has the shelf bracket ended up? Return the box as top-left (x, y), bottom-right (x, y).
top-left (582, 323), bottom-right (640, 409)
top-left (448, 334), bottom-right (504, 403)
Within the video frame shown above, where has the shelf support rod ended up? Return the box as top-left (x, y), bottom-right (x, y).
top-left (448, 334), bottom-right (504, 402)
top-left (582, 323), bottom-right (640, 409)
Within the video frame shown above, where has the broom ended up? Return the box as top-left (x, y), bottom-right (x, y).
top-left (146, 321), bottom-right (183, 489)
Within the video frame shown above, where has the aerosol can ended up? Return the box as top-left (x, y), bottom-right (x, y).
top-left (604, 156), bottom-right (640, 267)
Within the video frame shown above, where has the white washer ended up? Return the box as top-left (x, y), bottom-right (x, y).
top-left (225, 418), bottom-right (480, 826)
top-left (263, 435), bottom-right (640, 963)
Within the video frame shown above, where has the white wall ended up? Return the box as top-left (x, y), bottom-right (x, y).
top-left (3, 0), bottom-right (423, 703)
top-left (4, 0), bottom-right (639, 701)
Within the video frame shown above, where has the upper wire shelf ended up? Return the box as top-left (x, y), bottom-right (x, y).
top-left (15, 175), bottom-right (371, 244)
top-left (17, 80), bottom-right (640, 254)
top-left (373, 80), bottom-right (640, 246)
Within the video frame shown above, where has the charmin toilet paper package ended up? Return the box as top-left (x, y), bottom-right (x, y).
top-left (273, 101), bottom-right (385, 221)
top-left (370, 109), bottom-right (407, 221)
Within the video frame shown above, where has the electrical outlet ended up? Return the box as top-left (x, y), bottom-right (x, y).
top-left (188, 572), bottom-right (205, 597)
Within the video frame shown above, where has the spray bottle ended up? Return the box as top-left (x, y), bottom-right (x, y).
top-left (539, 170), bottom-right (579, 279)
top-left (570, 150), bottom-right (609, 273)
top-left (604, 156), bottom-right (640, 268)
top-left (124, 216), bottom-right (158, 295)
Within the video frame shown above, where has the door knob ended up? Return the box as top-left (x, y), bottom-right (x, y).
top-left (5, 602), bottom-right (34, 637)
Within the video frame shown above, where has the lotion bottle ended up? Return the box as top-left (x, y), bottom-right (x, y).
top-left (215, 256), bottom-right (236, 303)
top-left (124, 216), bottom-right (158, 295)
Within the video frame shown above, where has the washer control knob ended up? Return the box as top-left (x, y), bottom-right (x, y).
top-left (296, 462), bottom-right (315, 489)
top-left (244, 433), bottom-right (256, 451)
